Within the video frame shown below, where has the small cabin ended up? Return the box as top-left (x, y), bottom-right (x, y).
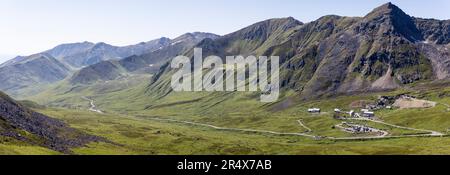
top-left (361, 109), bottom-right (369, 112)
top-left (363, 111), bottom-right (375, 118)
top-left (308, 108), bottom-right (321, 113)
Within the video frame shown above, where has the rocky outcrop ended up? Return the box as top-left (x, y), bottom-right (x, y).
top-left (0, 91), bottom-right (104, 153)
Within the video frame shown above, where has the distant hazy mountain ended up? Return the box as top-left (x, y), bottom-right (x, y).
top-left (0, 55), bottom-right (26, 67)
top-left (69, 60), bottom-right (126, 85)
top-left (1, 38), bottom-right (173, 70)
top-left (44, 41), bottom-right (95, 60)
top-left (70, 32), bottom-right (219, 84)
top-left (43, 38), bottom-right (172, 68)
top-left (0, 34), bottom-right (216, 96)
top-left (120, 32), bottom-right (220, 72)
top-left (149, 3), bottom-right (450, 99)
top-left (0, 53), bottom-right (71, 93)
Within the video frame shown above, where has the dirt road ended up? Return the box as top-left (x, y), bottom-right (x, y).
top-left (141, 117), bottom-right (445, 141)
top-left (82, 96), bottom-right (104, 114)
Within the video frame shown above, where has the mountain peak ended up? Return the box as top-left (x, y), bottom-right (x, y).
top-left (224, 17), bottom-right (303, 41)
top-left (95, 42), bottom-right (109, 46)
top-left (266, 17), bottom-right (303, 26)
top-left (171, 32), bottom-right (219, 44)
top-left (178, 32), bottom-right (219, 39)
top-left (378, 2), bottom-right (398, 10)
top-left (92, 42), bottom-right (114, 50)
top-left (367, 2), bottom-right (407, 19)
top-left (363, 2), bottom-right (423, 42)
top-left (159, 37), bottom-right (171, 41)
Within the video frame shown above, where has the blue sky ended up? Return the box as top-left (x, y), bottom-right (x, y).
top-left (0, 0), bottom-right (449, 62)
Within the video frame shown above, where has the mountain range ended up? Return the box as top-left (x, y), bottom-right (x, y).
top-left (70, 32), bottom-right (219, 84)
top-left (147, 3), bottom-right (449, 100)
top-left (0, 32), bottom-right (219, 96)
top-left (1, 2), bottom-right (449, 101)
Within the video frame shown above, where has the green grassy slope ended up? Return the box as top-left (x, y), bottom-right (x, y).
top-left (28, 106), bottom-right (450, 155)
top-left (0, 136), bottom-right (60, 155)
top-left (12, 82), bottom-right (447, 154)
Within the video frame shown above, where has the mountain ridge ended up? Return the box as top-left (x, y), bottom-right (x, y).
top-left (3, 2), bottom-right (450, 105)
top-left (147, 3), bottom-right (450, 100)
top-left (69, 32), bottom-right (219, 84)
top-left (0, 53), bottom-right (71, 94)
top-left (0, 32), bottom-right (219, 95)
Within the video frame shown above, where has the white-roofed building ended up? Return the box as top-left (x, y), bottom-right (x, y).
top-left (308, 108), bottom-right (321, 113)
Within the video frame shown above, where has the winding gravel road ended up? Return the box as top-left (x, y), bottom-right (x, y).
top-left (350, 116), bottom-right (444, 136)
top-left (145, 117), bottom-right (318, 138)
top-left (82, 96), bottom-right (103, 114)
top-left (141, 116), bottom-right (445, 141)
top-left (297, 119), bottom-right (312, 133)
top-left (86, 99), bottom-right (445, 140)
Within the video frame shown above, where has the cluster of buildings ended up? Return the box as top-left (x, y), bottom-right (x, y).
top-left (341, 122), bottom-right (376, 133)
top-left (308, 107), bottom-right (375, 118)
